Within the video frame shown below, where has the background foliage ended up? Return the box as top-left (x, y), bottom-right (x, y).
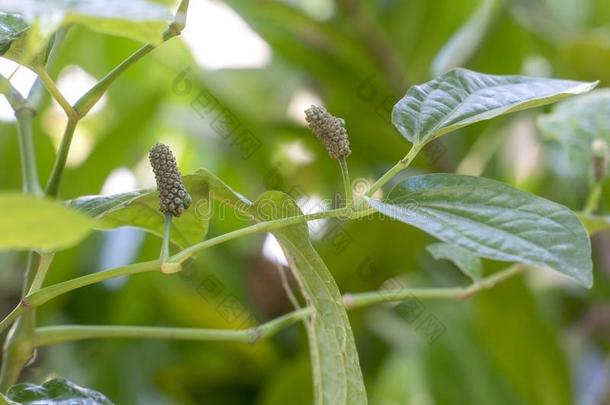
top-left (1, 0), bottom-right (610, 404)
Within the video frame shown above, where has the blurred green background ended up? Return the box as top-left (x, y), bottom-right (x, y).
top-left (1, 0), bottom-right (610, 403)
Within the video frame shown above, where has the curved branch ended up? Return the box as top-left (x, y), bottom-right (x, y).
top-left (34, 307), bottom-right (311, 347)
top-left (28, 266), bottom-right (525, 348)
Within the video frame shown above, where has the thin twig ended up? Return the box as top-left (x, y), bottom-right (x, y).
top-left (27, 265), bottom-right (527, 348)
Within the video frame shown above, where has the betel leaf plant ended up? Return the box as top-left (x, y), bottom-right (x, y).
top-left (0, 0), bottom-right (605, 403)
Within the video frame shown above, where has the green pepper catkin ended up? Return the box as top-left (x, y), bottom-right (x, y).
top-left (148, 143), bottom-right (192, 217)
top-left (304, 105), bottom-right (351, 159)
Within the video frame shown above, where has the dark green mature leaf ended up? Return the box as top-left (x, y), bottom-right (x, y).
top-left (68, 169), bottom-right (244, 249)
top-left (392, 68), bottom-right (597, 146)
top-left (366, 174), bottom-right (593, 287)
top-left (1, 0), bottom-right (172, 45)
top-left (0, 12), bottom-right (28, 56)
top-left (0, 193), bottom-right (95, 252)
top-left (426, 242), bottom-right (483, 281)
top-left (249, 191), bottom-right (367, 405)
top-left (4, 378), bottom-right (114, 404)
top-left (538, 89), bottom-right (610, 180)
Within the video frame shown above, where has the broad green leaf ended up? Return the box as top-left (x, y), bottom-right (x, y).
top-left (249, 191), bottom-right (367, 405)
top-left (0, 12), bottom-right (28, 56)
top-left (68, 169), bottom-right (238, 249)
top-left (366, 174), bottom-right (593, 287)
top-left (578, 213), bottom-right (610, 236)
top-left (431, 0), bottom-right (502, 76)
top-left (0, 193), bottom-right (95, 252)
top-left (392, 68), bottom-right (597, 146)
top-left (4, 378), bottom-right (114, 404)
top-left (426, 242), bottom-right (483, 282)
top-left (1, 0), bottom-right (172, 46)
top-left (538, 89), bottom-right (610, 180)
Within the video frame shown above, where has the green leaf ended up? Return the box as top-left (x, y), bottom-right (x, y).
top-left (4, 378), bottom-right (114, 404)
top-left (578, 213), bottom-right (610, 236)
top-left (538, 89), bottom-right (610, 180)
top-left (392, 68), bottom-right (597, 146)
top-left (426, 242), bottom-right (483, 282)
top-left (68, 169), bottom-right (238, 249)
top-left (248, 191), bottom-right (367, 405)
top-left (2, 0), bottom-right (172, 46)
top-left (0, 193), bottom-right (95, 252)
top-left (366, 174), bottom-right (593, 287)
top-left (0, 12), bottom-right (28, 56)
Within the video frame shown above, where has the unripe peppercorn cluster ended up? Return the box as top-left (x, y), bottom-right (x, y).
top-left (304, 105), bottom-right (351, 159)
top-left (149, 143), bottom-right (192, 217)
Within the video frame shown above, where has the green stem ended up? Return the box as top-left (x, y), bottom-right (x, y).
top-left (584, 182), bottom-right (602, 215)
top-left (29, 265), bottom-right (525, 348)
top-left (0, 255), bottom-right (46, 391)
top-left (45, 118), bottom-right (77, 197)
top-left (0, 75), bottom-right (27, 111)
top-left (27, 28), bottom-right (68, 110)
top-left (72, 0), bottom-right (189, 117)
top-left (73, 44), bottom-right (154, 117)
top-left (32, 66), bottom-right (78, 121)
top-left (0, 262), bottom-right (160, 337)
top-left (7, 93), bottom-right (43, 393)
top-left (26, 261), bottom-right (159, 310)
top-left (26, 254), bottom-right (55, 294)
top-left (365, 143), bottom-right (422, 197)
top-left (0, 305), bottom-right (27, 340)
top-left (0, 33), bottom-right (69, 391)
top-left (0, 207), bottom-right (374, 336)
top-left (0, 4), bottom-right (193, 390)
top-left (160, 214), bottom-right (172, 261)
top-left (0, 314), bottom-right (35, 392)
top-left (45, 4), bottom-right (189, 197)
top-left (15, 110), bottom-right (42, 196)
top-left (277, 262), bottom-right (301, 310)
top-left (344, 264), bottom-right (525, 309)
top-left (34, 307), bottom-right (311, 347)
top-left (339, 157), bottom-right (353, 208)
top-left (170, 207), bottom-right (357, 264)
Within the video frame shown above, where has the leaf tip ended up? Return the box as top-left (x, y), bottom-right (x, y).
top-left (571, 80), bottom-right (599, 95)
